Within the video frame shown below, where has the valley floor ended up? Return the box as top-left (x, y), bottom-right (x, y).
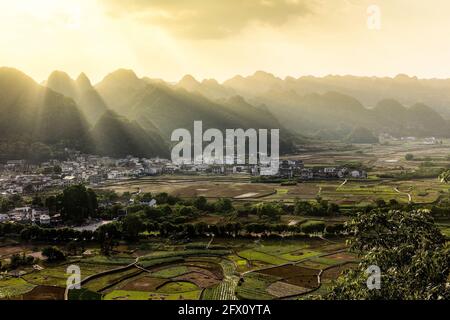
top-left (0, 238), bottom-right (357, 300)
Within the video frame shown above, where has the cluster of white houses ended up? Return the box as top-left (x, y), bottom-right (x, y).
top-left (0, 206), bottom-right (60, 225)
top-left (1, 155), bottom-right (367, 196)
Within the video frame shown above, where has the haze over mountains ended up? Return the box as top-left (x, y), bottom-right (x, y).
top-left (177, 71), bottom-right (450, 139)
top-left (1, 67), bottom-right (450, 161)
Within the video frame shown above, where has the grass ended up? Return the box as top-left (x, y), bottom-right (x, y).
top-left (104, 290), bottom-right (201, 300)
top-left (202, 259), bottom-right (239, 300)
top-left (227, 255), bottom-right (249, 272)
top-left (235, 273), bottom-right (279, 300)
top-left (22, 266), bottom-right (70, 287)
top-left (22, 262), bottom-right (123, 287)
top-left (247, 242), bottom-right (320, 262)
top-left (137, 257), bottom-right (184, 269)
top-left (151, 266), bottom-right (189, 278)
top-left (280, 250), bottom-right (321, 262)
top-left (309, 257), bottom-right (343, 266)
top-left (255, 243), bottom-right (309, 256)
top-left (68, 288), bottom-right (102, 300)
top-left (82, 256), bottom-right (135, 265)
top-left (157, 281), bottom-right (199, 293)
top-left (276, 189), bottom-right (289, 195)
top-left (84, 268), bottom-right (142, 292)
top-left (238, 250), bottom-right (289, 265)
top-left (139, 249), bottom-right (231, 261)
top-left (0, 277), bottom-right (36, 299)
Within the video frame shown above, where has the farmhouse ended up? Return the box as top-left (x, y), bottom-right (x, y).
top-left (0, 213), bottom-right (9, 222)
top-left (279, 160), bottom-right (304, 178)
top-left (39, 214), bottom-right (51, 225)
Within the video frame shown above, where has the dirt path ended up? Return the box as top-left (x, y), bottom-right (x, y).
top-left (336, 179), bottom-right (348, 190)
top-left (206, 235), bottom-right (215, 249)
top-left (394, 187), bottom-right (412, 203)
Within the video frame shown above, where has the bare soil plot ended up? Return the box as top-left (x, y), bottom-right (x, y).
top-left (174, 183), bottom-right (275, 199)
top-left (283, 275), bottom-right (319, 289)
top-left (259, 265), bottom-right (320, 289)
top-left (266, 281), bottom-right (310, 298)
top-left (258, 265), bottom-right (318, 279)
top-left (183, 261), bottom-right (224, 280)
top-left (186, 266), bottom-right (221, 279)
top-left (322, 252), bottom-right (358, 262)
top-left (173, 272), bottom-right (220, 288)
top-left (21, 285), bottom-right (65, 300)
top-left (321, 263), bottom-right (358, 282)
top-left (0, 245), bottom-right (35, 258)
top-left (121, 276), bottom-right (168, 292)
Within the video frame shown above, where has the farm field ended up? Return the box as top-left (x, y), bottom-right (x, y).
top-left (95, 141), bottom-right (450, 206)
top-left (0, 238), bottom-right (356, 300)
top-left (97, 177), bottom-right (448, 206)
top-left (1, 142), bottom-right (449, 301)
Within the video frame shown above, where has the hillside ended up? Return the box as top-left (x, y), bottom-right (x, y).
top-left (46, 71), bottom-right (108, 125)
top-left (3, 67), bottom-right (450, 162)
top-left (96, 70), bottom-right (297, 153)
top-left (0, 67), bottom-right (91, 155)
top-left (219, 72), bottom-right (450, 118)
top-left (177, 72), bottom-right (450, 139)
top-left (91, 110), bottom-right (169, 158)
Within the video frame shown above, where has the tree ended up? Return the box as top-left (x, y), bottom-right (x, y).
top-left (67, 241), bottom-right (80, 256)
top-left (254, 203), bottom-right (282, 221)
top-left (327, 209), bottom-right (449, 300)
top-left (294, 199), bottom-right (312, 215)
top-left (9, 253), bottom-right (34, 269)
top-left (122, 213), bottom-right (145, 241)
top-left (42, 246), bottom-right (66, 262)
top-left (301, 221), bottom-right (325, 235)
top-left (327, 203), bottom-right (340, 215)
top-left (193, 196), bottom-right (208, 211)
top-left (60, 185), bottom-right (98, 223)
top-left (53, 165), bottom-right (62, 174)
top-left (215, 198), bottom-right (233, 213)
top-left (32, 195), bottom-right (44, 207)
top-left (96, 222), bottom-right (121, 255)
top-left (45, 195), bottom-right (59, 212)
top-left (405, 154), bottom-right (414, 161)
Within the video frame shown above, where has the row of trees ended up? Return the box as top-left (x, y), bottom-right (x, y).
top-left (294, 198), bottom-right (340, 216)
top-left (1, 218), bottom-right (344, 251)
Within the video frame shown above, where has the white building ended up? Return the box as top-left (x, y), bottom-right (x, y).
top-left (40, 214), bottom-right (51, 225)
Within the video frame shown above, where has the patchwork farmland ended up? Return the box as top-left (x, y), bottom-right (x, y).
top-left (0, 239), bottom-right (357, 300)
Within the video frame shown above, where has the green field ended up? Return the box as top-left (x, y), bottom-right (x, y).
top-left (0, 277), bottom-right (36, 299)
top-left (104, 289), bottom-right (202, 300)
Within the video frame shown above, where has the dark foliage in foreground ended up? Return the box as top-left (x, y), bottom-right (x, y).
top-left (327, 209), bottom-right (449, 300)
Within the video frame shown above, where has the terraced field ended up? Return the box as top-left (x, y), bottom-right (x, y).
top-left (202, 260), bottom-right (239, 300)
top-left (0, 239), bottom-right (356, 300)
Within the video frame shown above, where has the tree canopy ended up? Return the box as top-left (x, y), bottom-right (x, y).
top-left (327, 209), bottom-right (449, 300)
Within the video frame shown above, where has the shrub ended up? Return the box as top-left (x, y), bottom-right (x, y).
top-left (42, 246), bottom-right (66, 262)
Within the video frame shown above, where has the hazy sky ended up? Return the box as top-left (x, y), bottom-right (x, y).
top-left (1, 0), bottom-right (450, 83)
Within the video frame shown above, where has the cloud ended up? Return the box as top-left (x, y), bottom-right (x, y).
top-left (100, 0), bottom-right (312, 39)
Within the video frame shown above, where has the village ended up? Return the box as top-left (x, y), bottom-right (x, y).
top-left (0, 151), bottom-right (367, 227)
top-left (0, 152), bottom-right (367, 196)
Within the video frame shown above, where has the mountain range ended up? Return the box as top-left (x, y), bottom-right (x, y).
top-left (1, 67), bottom-right (450, 161)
